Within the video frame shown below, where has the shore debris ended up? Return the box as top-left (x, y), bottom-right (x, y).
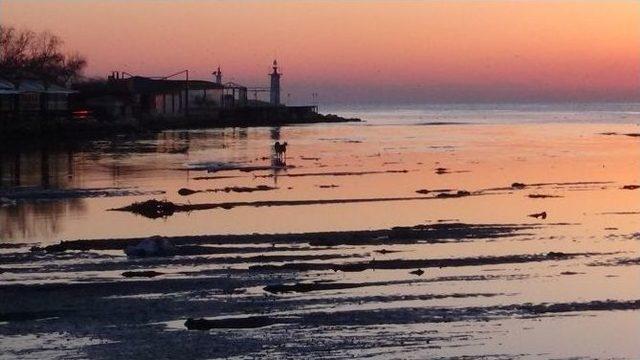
top-left (254, 169), bottom-right (410, 178)
top-left (215, 185), bottom-right (277, 193)
top-left (264, 281), bottom-right (504, 295)
top-left (528, 211), bottom-right (547, 220)
top-left (600, 132), bottom-right (640, 138)
top-left (559, 271), bottom-right (583, 276)
top-left (527, 194), bottom-right (562, 199)
top-left (178, 185), bottom-right (277, 196)
top-left (503, 181), bottom-right (613, 192)
top-left (178, 188), bottom-right (199, 196)
top-left (264, 282), bottom-right (369, 294)
top-left (116, 199), bottom-right (178, 219)
top-left (317, 184), bottom-right (339, 189)
top-left (122, 270), bottom-right (164, 278)
top-left (434, 168), bottom-right (470, 175)
top-left (436, 190), bottom-right (471, 198)
top-left (185, 316), bottom-right (277, 330)
top-left (374, 249), bottom-right (400, 255)
top-left (187, 161), bottom-right (295, 173)
top-left (192, 175), bottom-right (243, 181)
top-left (124, 238), bottom-right (176, 258)
top-left (415, 188), bottom-right (455, 195)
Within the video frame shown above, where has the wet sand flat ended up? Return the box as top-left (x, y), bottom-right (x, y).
top-left (1, 119), bottom-right (640, 359)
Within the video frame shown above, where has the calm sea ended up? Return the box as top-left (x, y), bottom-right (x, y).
top-left (324, 102), bottom-right (640, 125)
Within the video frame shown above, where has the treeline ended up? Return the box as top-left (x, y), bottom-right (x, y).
top-left (0, 25), bottom-right (86, 84)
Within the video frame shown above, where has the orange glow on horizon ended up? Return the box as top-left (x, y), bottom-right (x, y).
top-left (3, 0), bottom-right (639, 103)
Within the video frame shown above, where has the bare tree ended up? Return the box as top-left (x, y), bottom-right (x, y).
top-left (0, 25), bottom-right (87, 84)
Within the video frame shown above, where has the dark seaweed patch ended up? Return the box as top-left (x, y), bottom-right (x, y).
top-left (250, 252), bottom-right (598, 273)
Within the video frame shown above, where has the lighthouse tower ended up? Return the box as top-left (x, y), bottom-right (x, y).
top-left (269, 60), bottom-right (281, 106)
top-left (212, 66), bottom-right (223, 84)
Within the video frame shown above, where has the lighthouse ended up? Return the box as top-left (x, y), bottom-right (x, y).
top-left (269, 60), bottom-right (281, 106)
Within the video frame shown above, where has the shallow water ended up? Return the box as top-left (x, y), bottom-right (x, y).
top-left (1, 107), bottom-right (639, 359)
top-left (1, 121), bottom-right (638, 243)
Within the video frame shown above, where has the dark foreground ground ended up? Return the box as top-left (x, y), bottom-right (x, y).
top-left (1, 221), bottom-right (640, 359)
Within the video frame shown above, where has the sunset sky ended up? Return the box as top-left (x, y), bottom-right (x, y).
top-left (2, 0), bottom-right (639, 104)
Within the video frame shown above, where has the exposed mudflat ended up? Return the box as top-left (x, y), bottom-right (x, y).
top-left (111, 193), bottom-right (497, 218)
top-left (36, 222), bottom-right (541, 251)
top-left (1, 219), bottom-right (638, 358)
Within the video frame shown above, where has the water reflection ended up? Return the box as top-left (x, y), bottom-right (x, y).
top-left (0, 147), bottom-right (75, 189)
top-left (0, 127), bottom-right (285, 241)
top-left (0, 200), bottom-right (86, 241)
top-left (270, 126), bottom-right (281, 140)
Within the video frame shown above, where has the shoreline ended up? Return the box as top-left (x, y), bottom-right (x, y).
top-left (0, 111), bottom-right (361, 143)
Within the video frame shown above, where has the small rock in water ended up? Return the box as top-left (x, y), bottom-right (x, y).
top-left (410, 269), bottom-right (425, 276)
top-left (511, 182), bottom-right (527, 189)
top-left (124, 237), bottom-right (176, 258)
top-left (178, 188), bottom-right (199, 196)
top-left (375, 249), bottom-right (397, 255)
top-left (117, 199), bottom-right (178, 219)
top-left (528, 211), bottom-right (547, 220)
top-left (560, 271), bottom-right (582, 276)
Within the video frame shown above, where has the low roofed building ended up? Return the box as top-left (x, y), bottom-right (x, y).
top-left (0, 79), bottom-right (75, 120)
top-left (0, 79), bottom-right (19, 114)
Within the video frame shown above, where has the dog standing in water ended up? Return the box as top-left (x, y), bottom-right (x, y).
top-left (273, 141), bottom-right (288, 164)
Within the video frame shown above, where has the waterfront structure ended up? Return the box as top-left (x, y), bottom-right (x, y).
top-left (0, 78), bottom-right (75, 120)
top-left (0, 79), bottom-right (18, 115)
top-left (79, 60), bottom-right (311, 122)
top-left (222, 82), bottom-right (248, 108)
top-left (270, 60), bottom-right (281, 106)
top-left (96, 74), bottom-right (225, 117)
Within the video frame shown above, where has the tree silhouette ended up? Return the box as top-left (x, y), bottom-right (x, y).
top-left (0, 25), bottom-right (87, 84)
